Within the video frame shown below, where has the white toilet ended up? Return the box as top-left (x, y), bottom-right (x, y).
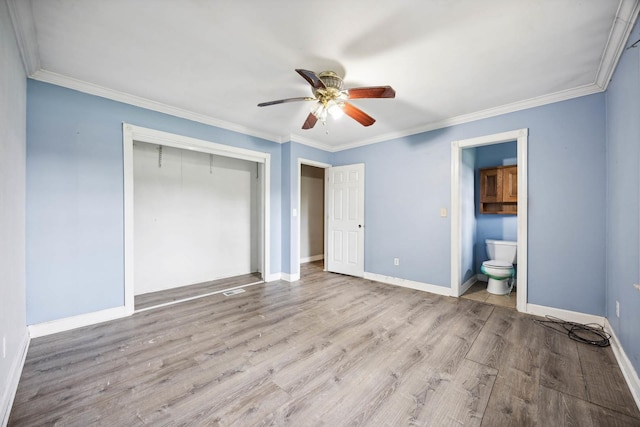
top-left (481, 239), bottom-right (517, 295)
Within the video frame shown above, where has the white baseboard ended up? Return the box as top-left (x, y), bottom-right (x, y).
top-left (264, 272), bottom-right (282, 282)
top-left (300, 254), bottom-right (324, 263)
top-left (364, 272), bottom-right (452, 296)
top-left (605, 319), bottom-right (640, 411)
top-left (282, 272), bottom-right (300, 282)
top-left (525, 303), bottom-right (605, 326)
top-left (28, 306), bottom-right (129, 338)
top-left (1, 329), bottom-right (29, 427)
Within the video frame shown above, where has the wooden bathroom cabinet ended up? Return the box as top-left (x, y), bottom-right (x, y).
top-left (480, 165), bottom-right (517, 214)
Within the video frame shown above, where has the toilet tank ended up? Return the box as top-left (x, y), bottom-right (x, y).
top-left (486, 239), bottom-right (517, 263)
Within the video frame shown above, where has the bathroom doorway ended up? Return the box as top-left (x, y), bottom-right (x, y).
top-left (451, 129), bottom-right (528, 312)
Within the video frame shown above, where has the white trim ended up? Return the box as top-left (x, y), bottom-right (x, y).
top-left (264, 272), bottom-right (282, 282)
top-left (301, 254), bottom-right (324, 263)
top-left (32, 70), bottom-right (284, 143)
top-left (364, 272), bottom-right (452, 297)
top-left (525, 303), bottom-right (605, 326)
top-left (6, 0), bottom-right (40, 76)
top-left (297, 158), bottom-right (331, 278)
top-left (1, 330), bottom-right (29, 427)
top-left (451, 129), bottom-right (528, 313)
top-left (282, 273), bottom-right (301, 282)
top-left (28, 306), bottom-right (129, 338)
top-left (122, 124), bottom-right (272, 313)
top-left (605, 318), bottom-right (640, 410)
top-left (595, 0), bottom-right (640, 90)
top-left (290, 135), bottom-right (335, 153)
top-left (8, 0), bottom-right (636, 154)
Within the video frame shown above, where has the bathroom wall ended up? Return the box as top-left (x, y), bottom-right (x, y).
top-left (474, 141), bottom-right (518, 273)
top-left (460, 148), bottom-right (477, 284)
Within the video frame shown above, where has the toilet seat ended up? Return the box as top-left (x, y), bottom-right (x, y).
top-left (482, 260), bottom-right (512, 269)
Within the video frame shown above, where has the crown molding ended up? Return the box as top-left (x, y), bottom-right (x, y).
top-left (331, 82), bottom-right (603, 152)
top-left (30, 69), bottom-right (286, 144)
top-left (6, 0), bottom-right (40, 75)
top-left (13, 0), bottom-right (638, 154)
top-left (594, 0), bottom-right (640, 90)
top-left (288, 134), bottom-right (336, 152)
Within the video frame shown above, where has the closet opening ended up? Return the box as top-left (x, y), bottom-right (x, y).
top-left (123, 124), bottom-right (271, 313)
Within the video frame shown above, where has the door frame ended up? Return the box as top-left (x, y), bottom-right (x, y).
top-left (123, 123), bottom-right (271, 314)
top-left (451, 128), bottom-right (528, 312)
top-left (297, 158), bottom-right (332, 272)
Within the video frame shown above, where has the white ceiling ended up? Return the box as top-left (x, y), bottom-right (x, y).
top-left (8, 0), bottom-right (640, 151)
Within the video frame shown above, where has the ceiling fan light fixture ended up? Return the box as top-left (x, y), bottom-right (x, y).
top-left (311, 102), bottom-right (328, 122)
top-left (327, 100), bottom-right (344, 119)
top-left (259, 69), bottom-right (395, 130)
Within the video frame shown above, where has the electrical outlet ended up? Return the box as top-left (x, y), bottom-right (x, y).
top-left (440, 208), bottom-right (448, 217)
top-left (616, 301), bottom-right (620, 318)
top-left (393, 258), bottom-right (400, 266)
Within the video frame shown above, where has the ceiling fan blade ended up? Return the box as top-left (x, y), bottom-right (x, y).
top-left (347, 86), bottom-right (396, 99)
top-left (302, 113), bottom-right (318, 129)
top-left (343, 102), bottom-right (376, 127)
top-left (257, 97), bottom-right (315, 107)
top-left (295, 69), bottom-right (326, 90)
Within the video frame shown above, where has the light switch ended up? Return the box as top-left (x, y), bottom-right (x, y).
top-left (292, 208), bottom-right (297, 217)
top-left (440, 208), bottom-right (448, 217)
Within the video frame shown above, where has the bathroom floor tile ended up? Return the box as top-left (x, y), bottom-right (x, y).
top-left (461, 281), bottom-right (516, 309)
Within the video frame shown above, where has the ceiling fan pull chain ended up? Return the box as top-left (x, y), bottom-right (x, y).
top-left (158, 145), bottom-right (163, 168)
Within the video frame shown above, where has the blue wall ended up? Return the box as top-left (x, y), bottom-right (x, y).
top-left (27, 77), bottom-right (608, 323)
top-left (474, 141), bottom-right (518, 273)
top-left (26, 80), bottom-right (283, 324)
top-left (281, 142), bottom-right (332, 277)
top-left (606, 19), bottom-right (640, 374)
top-left (334, 93), bottom-right (607, 315)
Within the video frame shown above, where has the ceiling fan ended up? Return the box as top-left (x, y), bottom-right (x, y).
top-left (258, 69), bottom-right (395, 130)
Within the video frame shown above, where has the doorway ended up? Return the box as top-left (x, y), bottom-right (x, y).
top-left (451, 129), bottom-right (528, 312)
top-left (123, 124), bottom-right (271, 314)
top-left (297, 159), bottom-right (331, 275)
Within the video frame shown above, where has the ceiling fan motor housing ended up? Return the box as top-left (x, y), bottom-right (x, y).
top-left (314, 71), bottom-right (346, 106)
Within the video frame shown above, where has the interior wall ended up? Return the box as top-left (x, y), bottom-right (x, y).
top-left (0, 1), bottom-right (28, 421)
top-left (474, 141), bottom-right (518, 273)
top-left (300, 164), bottom-right (324, 262)
top-left (333, 93), bottom-right (606, 316)
top-left (281, 142), bottom-right (332, 277)
top-left (26, 80), bottom-right (282, 324)
top-left (606, 17), bottom-right (640, 375)
top-left (460, 148), bottom-right (476, 284)
top-left (133, 142), bottom-right (259, 295)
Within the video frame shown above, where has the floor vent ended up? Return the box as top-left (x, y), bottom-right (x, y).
top-left (223, 289), bottom-right (246, 297)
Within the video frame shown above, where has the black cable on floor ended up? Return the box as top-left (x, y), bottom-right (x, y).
top-left (533, 315), bottom-right (611, 347)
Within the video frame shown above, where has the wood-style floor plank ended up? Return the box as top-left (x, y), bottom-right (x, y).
top-left (8, 262), bottom-right (640, 426)
top-left (135, 272), bottom-right (263, 310)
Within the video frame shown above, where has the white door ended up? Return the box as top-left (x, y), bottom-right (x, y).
top-left (326, 164), bottom-right (365, 277)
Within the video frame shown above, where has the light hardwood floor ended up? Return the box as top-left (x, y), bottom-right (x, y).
top-left (9, 262), bottom-right (640, 426)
